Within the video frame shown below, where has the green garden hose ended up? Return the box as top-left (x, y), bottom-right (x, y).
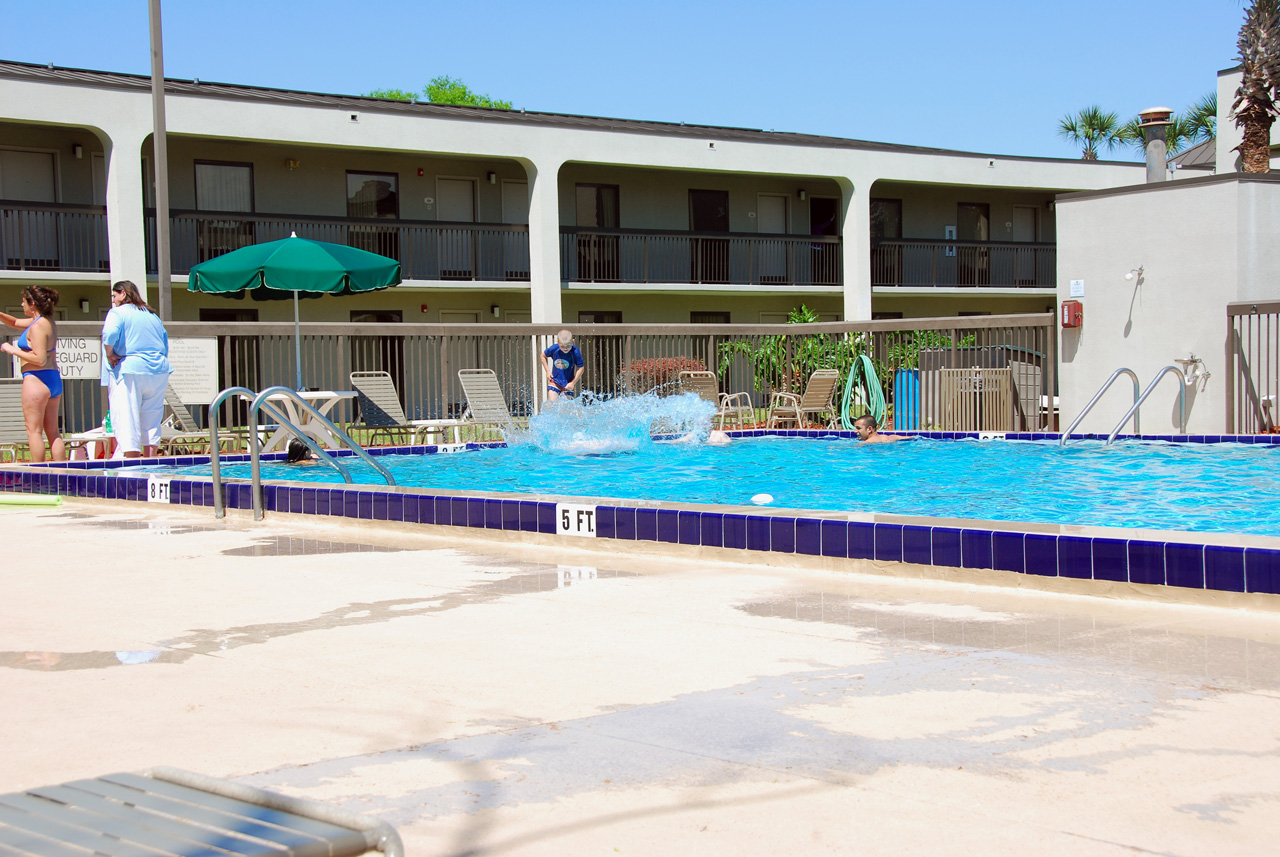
top-left (840, 355), bottom-right (886, 429)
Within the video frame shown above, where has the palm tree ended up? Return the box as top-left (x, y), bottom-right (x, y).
top-left (1120, 96), bottom-right (1217, 158)
top-left (1185, 92), bottom-right (1217, 142)
top-left (1058, 106), bottom-right (1127, 160)
top-left (1233, 0), bottom-right (1280, 173)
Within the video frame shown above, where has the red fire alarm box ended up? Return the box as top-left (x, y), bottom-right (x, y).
top-left (1061, 300), bottom-right (1083, 328)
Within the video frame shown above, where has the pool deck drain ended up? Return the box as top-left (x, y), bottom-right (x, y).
top-left (4, 500), bottom-right (1280, 855)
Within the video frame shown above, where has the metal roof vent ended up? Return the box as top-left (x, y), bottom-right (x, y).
top-left (1138, 106), bottom-right (1174, 183)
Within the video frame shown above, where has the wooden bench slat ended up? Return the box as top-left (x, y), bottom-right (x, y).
top-left (0, 827), bottom-right (99, 857)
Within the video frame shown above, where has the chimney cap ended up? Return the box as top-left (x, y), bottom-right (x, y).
top-left (1138, 106), bottom-right (1174, 125)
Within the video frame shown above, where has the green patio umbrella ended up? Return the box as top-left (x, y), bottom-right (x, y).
top-left (187, 233), bottom-right (401, 390)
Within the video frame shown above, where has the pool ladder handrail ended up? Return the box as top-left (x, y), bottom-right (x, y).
top-left (208, 385), bottom-right (395, 520)
top-left (1105, 366), bottom-right (1188, 445)
top-left (1059, 368), bottom-right (1141, 446)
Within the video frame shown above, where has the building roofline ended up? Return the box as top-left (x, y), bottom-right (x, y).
top-left (0, 58), bottom-right (1145, 169)
top-left (1055, 171), bottom-right (1280, 203)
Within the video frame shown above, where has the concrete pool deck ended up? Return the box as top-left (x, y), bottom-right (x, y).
top-left (3, 500), bottom-right (1280, 855)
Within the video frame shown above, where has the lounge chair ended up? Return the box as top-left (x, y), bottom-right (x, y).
top-left (0, 379), bottom-right (27, 462)
top-left (766, 368), bottom-right (841, 429)
top-left (350, 370), bottom-right (461, 445)
top-left (458, 368), bottom-right (517, 437)
top-left (0, 766), bottom-right (403, 857)
top-left (677, 370), bottom-right (753, 429)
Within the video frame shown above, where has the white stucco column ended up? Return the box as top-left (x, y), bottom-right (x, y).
top-left (837, 177), bottom-right (871, 321)
top-left (103, 131), bottom-right (150, 299)
top-left (523, 156), bottom-right (564, 324)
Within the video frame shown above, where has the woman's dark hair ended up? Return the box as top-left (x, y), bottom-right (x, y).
top-left (111, 280), bottom-right (156, 313)
top-left (21, 285), bottom-right (59, 318)
top-left (286, 438), bottom-right (312, 463)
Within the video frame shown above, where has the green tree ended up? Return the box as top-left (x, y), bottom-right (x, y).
top-left (1185, 92), bottom-right (1217, 142)
top-left (365, 77), bottom-right (513, 110)
top-left (1233, 0), bottom-right (1280, 172)
top-left (1057, 105), bottom-right (1128, 160)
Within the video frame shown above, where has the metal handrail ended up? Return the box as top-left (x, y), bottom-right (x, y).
top-left (249, 387), bottom-right (396, 521)
top-left (1059, 368), bottom-right (1142, 445)
top-left (1106, 366), bottom-right (1188, 445)
top-left (208, 386), bottom-right (351, 519)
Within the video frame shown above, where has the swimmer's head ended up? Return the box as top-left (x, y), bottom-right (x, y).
top-left (557, 329), bottom-right (574, 350)
top-left (286, 438), bottom-right (312, 463)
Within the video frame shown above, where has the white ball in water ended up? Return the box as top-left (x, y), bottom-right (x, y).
top-left (751, 493), bottom-right (774, 505)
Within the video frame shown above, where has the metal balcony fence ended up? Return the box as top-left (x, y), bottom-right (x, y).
top-left (871, 239), bottom-right (1056, 288)
top-left (146, 210), bottom-right (531, 281)
top-left (4, 315), bottom-right (1055, 438)
top-left (560, 227), bottom-right (842, 286)
top-left (0, 200), bottom-right (109, 273)
top-left (1227, 300), bottom-right (1280, 433)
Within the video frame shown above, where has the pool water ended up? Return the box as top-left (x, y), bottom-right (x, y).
top-left (150, 431), bottom-right (1280, 536)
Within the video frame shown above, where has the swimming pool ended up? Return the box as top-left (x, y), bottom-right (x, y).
top-left (149, 435), bottom-right (1280, 536)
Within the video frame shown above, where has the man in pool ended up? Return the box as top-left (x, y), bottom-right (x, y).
top-left (542, 329), bottom-right (585, 401)
top-left (853, 414), bottom-right (906, 444)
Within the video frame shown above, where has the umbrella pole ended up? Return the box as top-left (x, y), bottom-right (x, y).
top-left (293, 290), bottom-right (303, 390)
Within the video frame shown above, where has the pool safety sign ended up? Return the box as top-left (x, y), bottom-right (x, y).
top-left (556, 503), bottom-right (597, 537)
top-left (146, 476), bottom-right (172, 503)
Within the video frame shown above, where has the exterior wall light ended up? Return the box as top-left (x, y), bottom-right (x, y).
top-left (1125, 266), bottom-right (1144, 281)
top-left (79, 299), bottom-right (90, 313)
top-left (73, 144), bottom-right (84, 159)
top-left (487, 171), bottom-right (497, 184)
top-left (797, 189), bottom-right (806, 201)
top-left (285, 159), bottom-right (301, 170)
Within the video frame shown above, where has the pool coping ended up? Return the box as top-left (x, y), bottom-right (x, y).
top-left (4, 429), bottom-right (1279, 599)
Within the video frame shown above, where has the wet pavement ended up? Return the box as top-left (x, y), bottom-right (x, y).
top-left (3, 502), bottom-right (1279, 855)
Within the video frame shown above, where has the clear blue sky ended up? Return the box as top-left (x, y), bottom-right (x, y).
top-left (0, 0), bottom-right (1242, 161)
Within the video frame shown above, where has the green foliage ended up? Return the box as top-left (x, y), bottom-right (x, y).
top-left (363, 76), bottom-right (514, 110)
top-left (883, 329), bottom-right (977, 370)
top-left (1119, 94), bottom-right (1218, 157)
top-left (717, 304), bottom-right (863, 394)
top-left (1057, 105), bottom-right (1127, 160)
top-left (365, 88), bottom-right (418, 102)
top-left (424, 75), bottom-right (512, 109)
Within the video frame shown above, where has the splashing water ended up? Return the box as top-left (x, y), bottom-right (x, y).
top-left (510, 391), bottom-right (717, 456)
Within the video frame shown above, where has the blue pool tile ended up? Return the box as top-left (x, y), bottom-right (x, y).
top-left (595, 506), bottom-right (616, 538)
top-left (511, 499), bottom-right (533, 532)
top-left (1024, 534), bottom-right (1058, 577)
top-left (1165, 543), bottom-right (1205, 589)
top-left (398, 494), bottom-right (416, 523)
top-left (1057, 536), bottom-right (1093, 579)
top-left (723, 514), bottom-right (747, 549)
top-left (1246, 548), bottom-right (1280, 595)
top-left (262, 484), bottom-right (278, 511)
top-left (848, 523), bottom-right (875, 560)
top-left (821, 520), bottom-right (848, 558)
top-left (657, 509), bottom-right (680, 543)
top-left (498, 499), bottom-right (519, 531)
top-left (302, 488), bottom-right (317, 515)
top-left (992, 532), bottom-right (1025, 573)
top-left (796, 518), bottom-right (821, 556)
top-left (874, 523), bottom-right (903, 562)
top-left (770, 518), bottom-right (796, 554)
top-left (434, 496), bottom-right (452, 526)
top-left (536, 502), bottom-right (557, 534)
top-left (370, 492), bottom-right (388, 520)
top-left (382, 493), bottom-right (400, 522)
top-left (613, 506), bottom-right (636, 539)
top-left (359, 491), bottom-right (376, 520)
top-left (931, 527), bottom-right (962, 567)
top-left (746, 516), bottom-right (771, 552)
top-left (485, 498), bottom-right (504, 530)
top-left (468, 498), bottom-right (487, 528)
top-left (1205, 546), bottom-right (1245, 592)
top-left (449, 497), bottom-right (469, 527)
top-left (1092, 538), bottom-right (1128, 582)
top-left (678, 511), bottom-right (701, 545)
top-left (636, 508), bottom-right (658, 541)
top-left (961, 529), bottom-right (993, 570)
top-left (337, 490), bottom-right (357, 518)
top-left (414, 495), bottom-right (435, 524)
top-left (1128, 540), bottom-right (1166, 586)
top-left (700, 513), bottom-right (724, 548)
top-left (901, 525), bottom-right (932, 565)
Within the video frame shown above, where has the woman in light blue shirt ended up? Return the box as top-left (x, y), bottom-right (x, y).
top-left (102, 281), bottom-right (172, 458)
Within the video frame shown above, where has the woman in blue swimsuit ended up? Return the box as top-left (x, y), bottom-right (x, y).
top-left (0, 286), bottom-right (65, 462)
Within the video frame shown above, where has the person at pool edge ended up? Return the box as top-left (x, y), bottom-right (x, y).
top-left (541, 329), bottom-right (584, 401)
top-left (853, 413), bottom-right (905, 443)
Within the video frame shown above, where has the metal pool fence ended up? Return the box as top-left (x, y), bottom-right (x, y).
top-left (2, 315), bottom-right (1056, 437)
top-left (1228, 300), bottom-right (1280, 433)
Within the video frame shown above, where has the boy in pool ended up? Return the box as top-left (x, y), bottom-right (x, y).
top-left (853, 414), bottom-right (906, 444)
top-left (542, 329), bottom-right (585, 401)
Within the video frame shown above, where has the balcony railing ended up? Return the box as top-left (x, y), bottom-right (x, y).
top-left (872, 239), bottom-right (1056, 289)
top-left (560, 227), bottom-right (842, 286)
top-left (147, 210), bottom-right (531, 281)
top-left (0, 200), bottom-right (109, 273)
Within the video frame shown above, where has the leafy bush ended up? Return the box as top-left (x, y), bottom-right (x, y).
top-left (621, 356), bottom-right (707, 395)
